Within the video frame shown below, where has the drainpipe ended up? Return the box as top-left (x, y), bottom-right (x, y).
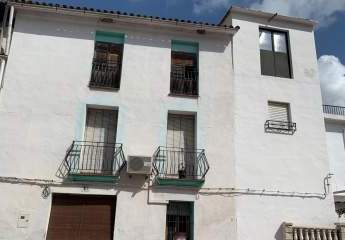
top-left (0, 5), bottom-right (14, 89)
top-left (5, 5), bottom-right (14, 55)
top-left (0, 5), bottom-right (9, 54)
top-left (0, 59), bottom-right (5, 88)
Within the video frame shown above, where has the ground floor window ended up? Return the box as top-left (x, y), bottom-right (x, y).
top-left (166, 201), bottom-right (193, 240)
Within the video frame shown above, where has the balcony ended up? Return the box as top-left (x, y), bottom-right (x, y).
top-left (323, 104), bottom-right (345, 116)
top-left (89, 59), bottom-right (121, 89)
top-left (264, 120), bottom-right (296, 135)
top-left (152, 146), bottom-right (209, 187)
top-left (64, 141), bottom-right (126, 182)
top-left (170, 64), bottom-right (198, 97)
top-left (282, 222), bottom-right (342, 240)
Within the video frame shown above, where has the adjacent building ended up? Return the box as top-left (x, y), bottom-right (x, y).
top-left (0, 1), bottom-right (340, 239)
top-left (323, 105), bottom-right (345, 219)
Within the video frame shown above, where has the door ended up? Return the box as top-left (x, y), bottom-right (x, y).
top-left (46, 194), bottom-right (116, 240)
top-left (81, 108), bottom-right (118, 174)
top-left (166, 114), bottom-right (196, 179)
top-left (166, 201), bottom-right (193, 240)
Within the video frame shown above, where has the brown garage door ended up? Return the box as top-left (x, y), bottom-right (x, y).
top-left (46, 194), bottom-right (116, 240)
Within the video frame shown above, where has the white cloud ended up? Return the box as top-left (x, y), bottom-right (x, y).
top-left (318, 55), bottom-right (345, 105)
top-left (192, 0), bottom-right (231, 14)
top-left (192, 0), bottom-right (345, 27)
top-left (250, 0), bottom-right (345, 27)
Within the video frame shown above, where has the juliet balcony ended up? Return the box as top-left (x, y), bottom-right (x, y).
top-left (170, 64), bottom-right (198, 97)
top-left (89, 59), bottom-right (122, 90)
top-left (152, 146), bottom-right (209, 188)
top-left (264, 120), bottom-right (297, 135)
top-left (63, 141), bottom-right (126, 182)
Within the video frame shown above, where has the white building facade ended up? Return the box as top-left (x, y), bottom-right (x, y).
top-left (323, 105), bottom-right (345, 220)
top-left (0, 1), bottom-right (340, 240)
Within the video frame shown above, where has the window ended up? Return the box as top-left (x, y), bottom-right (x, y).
top-left (166, 114), bottom-right (196, 179)
top-left (166, 201), bottom-right (193, 240)
top-left (170, 40), bottom-right (199, 96)
top-left (265, 101), bottom-right (296, 134)
top-left (62, 107), bottom-right (126, 181)
top-left (90, 31), bottom-right (124, 89)
top-left (81, 108), bottom-right (119, 174)
top-left (151, 113), bottom-right (209, 186)
top-left (268, 101), bottom-right (290, 122)
top-left (335, 201), bottom-right (345, 217)
top-left (167, 114), bottom-right (195, 150)
top-left (259, 28), bottom-right (292, 78)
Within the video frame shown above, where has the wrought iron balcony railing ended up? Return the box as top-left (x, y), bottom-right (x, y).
top-left (264, 120), bottom-right (296, 135)
top-left (64, 141), bottom-right (126, 180)
top-left (170, 64), bottom-right (198, 96)
top-left (152, 146), bottom-right (209, 184)
top-left (323, 105), bottom-right (345, 116)
top-left (89, 59), bottom-right (122, 89)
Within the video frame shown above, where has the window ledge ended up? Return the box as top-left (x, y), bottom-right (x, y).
top-left (261, 74), bottom-right (293, 80)
top-left (88, 85), bottom-right (120, 92)
top-left (168, 93), bottom-right (199, 99)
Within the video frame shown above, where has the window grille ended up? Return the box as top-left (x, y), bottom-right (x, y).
top-left (166, 201), bottom-right (193, 240)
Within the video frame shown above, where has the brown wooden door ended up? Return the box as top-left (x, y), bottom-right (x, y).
top-left (46, 194), bottom-right (116, 240)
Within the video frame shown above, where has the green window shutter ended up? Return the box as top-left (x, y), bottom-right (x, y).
top-left (172, 40), bottom-right (199, 54)
top-left (95, 31), bottom-right (125, 44)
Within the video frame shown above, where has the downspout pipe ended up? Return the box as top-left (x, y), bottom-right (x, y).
top-left (0, 59), bottom-right (5, 88)
top-left (0, 5), bottom-right (14, 89)
top-left (0, 5), bottom-right (9, 54)
top-left (5, 5), bottom-right (14, 55)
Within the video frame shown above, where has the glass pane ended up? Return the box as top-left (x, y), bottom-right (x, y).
top-left (260, 50), bottom-right (275, 76)
top-left (273, 32), bottom-right (287, 53)
top-left (259, 30), bottom-right (272, 51)
top-left (275, 52), bottom-right (291, 78)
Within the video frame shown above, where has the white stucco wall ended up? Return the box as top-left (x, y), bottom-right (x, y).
top-left (229, 13), bottom-right (337, 240)
top-left (0, 7), bottom-right (338, 240)
top-left (325, 120), bottom-right (345, 193)
top-left (0, 10), bottom-right (236, 240)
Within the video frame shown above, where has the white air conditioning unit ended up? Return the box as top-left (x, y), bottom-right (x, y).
top-left (127, 155), bottom-right (152, 174)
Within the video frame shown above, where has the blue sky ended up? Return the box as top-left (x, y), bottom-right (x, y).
top-left (44, 0), bottom-right (345, 64)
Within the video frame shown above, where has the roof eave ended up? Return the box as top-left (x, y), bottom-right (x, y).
top-left (220, 6), bottom-right (317, 29)
top-left (10, 2), bottom-right (240, 35)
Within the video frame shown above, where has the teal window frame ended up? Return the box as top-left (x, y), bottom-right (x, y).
top-left (95, 31), bottom-right (125, 44)
top-left (171, 40), bottom-right (199, 54)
